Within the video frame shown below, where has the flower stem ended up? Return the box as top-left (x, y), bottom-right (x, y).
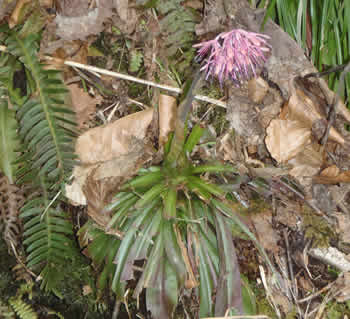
top-left (166, 69), bottom-right (203, 167)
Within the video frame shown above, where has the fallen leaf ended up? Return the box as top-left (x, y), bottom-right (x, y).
top-left (250, 210), bottom-right (280, 254)
top-left (114, 0), bottom-right (138, 34)
top-left (288, 143), bottom-right (323, 178)
top-left (66, 108), bottom-right (155, 207)
top-left (159, 94), bottom-right (176, 147)
top-left (76, 108), bottom-right (154, 164)
top-left (265, 119), bottom-right (311, 163)
top-left (68, 83), bottom-right (102, 129)
top-left (83, 285), bottom-right (92, 296)
top-left (334, 213), bottom-right (350, 244)
top-left (8, 0), bottom-right (31, 28)
top-left (285, 88), bottom-right (344, 145)
top-left (248, 76), bottom-right (269, 103)
top-left (314, 165), bottom-right (350, 184)
top-left (275, 202), bottom-right (300, 229)
top-left (55, 0), bottom-right (116, 40)
top-left (335, 272), bottom-right (350, 303)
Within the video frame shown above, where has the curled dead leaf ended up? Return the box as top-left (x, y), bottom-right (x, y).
top-left (248, 76), bottom-right (269, 103)
top-left (288, 143), bottom-right (323, 178)
top-left (76, 108), bottom-right (154, 164)
top-left (55, 0), bottom-right (116, 40)
top-left (250, 210), bottom-right (280, 254)
top-left (314, 165), bottom-right (350, 184)
top-left (66, 108), bottom-right (155, 207)
top-left (265, 119), bottom-right (311, 163)
top-left (285, 88), bottom-right (344, 145)
top-left (68, 83), bottom-right (102, 129)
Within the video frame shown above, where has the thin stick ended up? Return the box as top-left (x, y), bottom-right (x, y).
top-left (44, 57), bottom-right (228, 108)
top-left (0, 46), bottom-right (228, 108)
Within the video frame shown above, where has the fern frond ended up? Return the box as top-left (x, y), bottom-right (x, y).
top-left (129, 50), bottom-right (143, 73)
top-left (157, 0), bottom-right (197, 56)
top-left (5, 33), bottom-right (77, 185)
top-left (9, 298), bottom-right (37, 319)
top-left (0, 299), bottom-right (15, 319)
top-left (21, 189), bottom-right (76, 291)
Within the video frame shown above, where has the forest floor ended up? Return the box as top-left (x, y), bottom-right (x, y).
top-left (1, 0), bottom-right (350, 318)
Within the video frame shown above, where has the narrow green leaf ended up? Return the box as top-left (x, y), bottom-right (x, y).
top-left (212, 199), bottom-right (277, 277)
top-left (183, 123), bottom-right (203, 153)
top-left (214, 213), bottom-right (243, 316)
top-left (120, 170), bottom-right (164, 191)
top-left (187, 176), bottom-right (225, 198)
top-left (146, 259), bottom-right (178, 319)
top-left (196, 235), bottom-right (215, 317)
top-left (135, 182), bottom-right (167, 208)
top-left (192, 163), bottom-right (237, 174)
top-left (163, 187), bottom-right (177, 219)
top-left (111, 204), bottom-right (154, 295)
top-left (0, 101), bottom-right (19, 183)
top-left (163, 221), bottom-right (186, 287)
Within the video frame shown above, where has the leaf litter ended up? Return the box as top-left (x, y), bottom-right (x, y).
top-left (3, 0), bottom-right (350, 317)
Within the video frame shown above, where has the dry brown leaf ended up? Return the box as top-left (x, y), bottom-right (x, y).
top-left (65, 165), bottom-right (91, 205)
top-left (158, 94), bottom-right (176, 146)
top-left (55, 0), bottom-right (116, 40)
top-left (66, 108), bottom-right (155, 206)
top-left (8, 0), bottom-right (31, 28)
top-left (297, 276), bottom-right (313, 292)
top-left (184, 0), bottom-right (203, 10)
top-left (68, 83), bottom-right (102, 129)
top-left (285, 89), bottom-right (344, 145)
top-left (320, 165), bottom-right (340, 177)
top-left (249, 166), bottom-right (288, 179)
top-left (251, 210), bottom-right (280, 254)
top-left (66, 143), bottom-right (152, 207)
top-left (314, 166), bottom-right (350, 184)
top-left (334, 213), bottom-right (350, 244)
top-left (114, 0), bottom-right (138, 34)
top-left (265, 119), bottom-right (311, 163)
top-left (334, 272), bottom-right (350, 303)
top-left (248, 76), bottom-right (269, 104)
top-left (288, 143), bottom-right (323, 178)
top-left (76, 108), bottom-right (154, 164)
top-left (0, 1), bottom-right (17, 21)
top-left (275, 203), bottom-right (300, 229)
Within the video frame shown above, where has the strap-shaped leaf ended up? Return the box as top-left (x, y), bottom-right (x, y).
top-left (196, 234), bottom-right (217, 317)
top-left (163, 221), bottom-right (186, 288)
top-left (146, 259), bottom-right (178, 319)
top-left (214, 213), bottom-right (243, 316)
top-left (0, 91), bottom-right (20, 183)
top-left (111, 204), bottom-right (156, 295)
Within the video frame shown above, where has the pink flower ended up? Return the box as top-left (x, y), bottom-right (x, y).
top-left (193, 29), bottom-right (271, 86)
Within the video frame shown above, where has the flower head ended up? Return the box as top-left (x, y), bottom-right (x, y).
top-left (193, 29), bottom-right (271, 86)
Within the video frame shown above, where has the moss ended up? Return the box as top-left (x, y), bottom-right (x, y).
top-left (34, 253), bottom-right (110, 318)
top-left (301, 205), bottom-right (335, 247)
top-left (325, 300), bottom-right (350, 318)
top-left (254, 288), bottom-right (278, 318)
